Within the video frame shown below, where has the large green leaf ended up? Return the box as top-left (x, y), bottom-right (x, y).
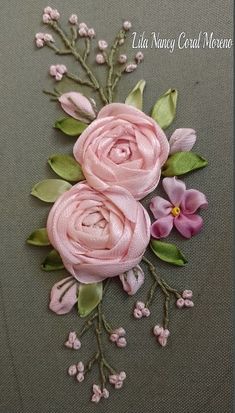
top-left (54, 117), bottom-right (87, 136)
top-left (150, 239), bottom-right (187, 266)
top-left (27, 228), bottom-right (50, 246)
top-left (162, 152), bottom-right (208, 177)
top-left (41, 249), bottom-right (64, 271)
top-left (125, 80), bottom-right (146, 110)
top-left (31, 179), bottom-right (72, 203)
top-left (48, 154), bottom-right (85, 182)
top-left (151, 88), bottom-right (178, 129)
top-left (78, 282), bottom-right (103, 317)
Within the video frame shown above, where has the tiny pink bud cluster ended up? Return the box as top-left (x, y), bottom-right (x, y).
top-left (109, 327), bottom-right (127, 348)
top-left (91, 384), bottom-right (109, 403)
top-left (98, 40), bottom-right (108, 51)
top-left (49, 64), bottom-right (67, 81)
top-left (133, 301), bottom-right (150, 319)
top-left (135, 51), bottom-right (144, 63)
top-left (125, 63), bottom-right (138, 73)
top-left (153, 325), bottom-right (170, 347)
top-left (69, 14), bottom-right (78, 25)
top-left (123, 21), bottom-right (132, 31)
top-left (68, 361), bottom-right (85, 382)
top-left (64, 331), bottom-right (81, 350)
top-left (35, 33), bottom-right (54, 48)
top-left (43, 6), bottom-right (60, 23)
top-left (109, 371), bottom-right (126, 389)
top-left (176, 290), bottom-right (194, 308)
top-left (78, 23), bottom-right (96, 38)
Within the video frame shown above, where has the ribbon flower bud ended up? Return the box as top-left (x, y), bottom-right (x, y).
top-left (58, 92), bottom-right (97, 123)
top-left (119, 265), bottom-right (145, 295)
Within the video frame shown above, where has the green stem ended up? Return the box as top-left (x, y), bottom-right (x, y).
top-left (107, 29), bottom-right (126, 103)
top-left (83, 38), bottom-right (90, 62)
top-left (78, 312), bottom-right (98, 338)
top-left (96, 304), bottom-right (106, 389)
top-left (161, 279), bottom-right (181, 299)
top-left (145, 280), bottom-right (158, 308)
top-left (84, 352), bottom-right (100, 374)
top-left (102, 314), bottom-right (113, 334)
top-left (65, 72), bottom-right (94, 88)
top-left (164, 296), bottom-right (170, 329)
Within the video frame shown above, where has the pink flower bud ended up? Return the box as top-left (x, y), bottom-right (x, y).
top-left (158, 335), bottom-right (168, 347)
top-left (50, 9), bottom-right (60, 21)
top-left (136, 301), bottom-right (145, 310)
top-left (95, 53), bottom-right (105, 64)
top-left (182, 290), bottom-right (193, 299)
top-left (35, 32), bottom-right (45, 40)
top-left (109, 374), bottom-right (118, 384)
top-left (68, 365), bottom-right (77, 376)
top-left (44, 33), bottom-right (54, 42)
top-left (119, 265), bottom-right (145, 295)
top-left (110, 333), bottom-right (119, 342)
top-left (56, 64), bottom-right (67, 74)
top-left (102, 388), bottom-right (109, 399)
top-left (113, 327), bottom-right (126, 337)
top-left (78, 27), bottom-right (88, 37)
top-left (79, 22), bottom-right (88, 30)
top-left (91, 394), bottom-right (101, 403)
top-left (69, 14), bottom-right (78, 25)
top-left (64, 340), bottom-right (73, 349)
top-left (184, 299), bottom-right (194, 308)
top-left (77, 361), bottom-right (84, 372)
top-left (163, 329), bottom-right (170, 338)
top-left (36, 39), bottom-right (44, 48)
top-left (55, 72), bottom-right (63, 81)
top-left (76, 372), bottom-right (84, 382)
top-left (59, 92), bottom-right (97, 123)
top-left (42, 14), bottom-right (51, 23)
top-left (119, 371), bottom-right (126, 381)
top-left (125, 63), bottom-right (137, 73)
top-left (135, 51), bottom-right (144, 63)
top-left (153, 325), bottom-right (164, 337)
top-left (115, 381), bottom-right (123, 389)
top-left (49, 277), bottom-right (78, 315)
top-left (73, 338), bottom-right (81, 350)
top-left (116, 337), bottom-right (127, 348)
top-left (118, 54), bottom-right (127, 64)
top-left (176, 298), bottom-right (185, 309)
top-left (49, 65), bottom-right (57, 76)
top-left (98, 40), bottom-right (108, 50)
top-left (123, 21), bottom-right (132, 31)
top-left (88, 28), bottom-right (96, 38)
top-left (44, 6), bottom-right (52, 14)
top-left (169, 129), bottom-right (197, 155)
top-left (93, 384), bottom-right (102, 395)
top-left (68, 331), bottom-right (77, 343)
top-left (133, 308), bottom-right (142, 319)
top-left (142, 307), bottom-right (150, 317)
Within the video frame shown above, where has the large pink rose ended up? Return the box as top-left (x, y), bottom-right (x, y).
top-left (46, 182), bottom-right (150, 283)
top-left (73, 103), bottom-right (169, 200)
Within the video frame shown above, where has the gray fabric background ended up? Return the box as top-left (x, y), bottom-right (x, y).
top-left (0, 1), bottom-right (233, 412)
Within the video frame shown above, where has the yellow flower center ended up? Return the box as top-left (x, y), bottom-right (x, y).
top-left (171, 206), bottom-right (181, 217)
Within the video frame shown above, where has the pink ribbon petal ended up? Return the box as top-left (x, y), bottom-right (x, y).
top-left (181, 189), bottom-right (208, 215)
top-left (162, 177), bottom-right (186, 206)
top-left (174, 213), bottom-right (203, 238)
top-left (150, 196), bottom-right (172, 219)
top-left (151, 215), bottom-right (174, 239)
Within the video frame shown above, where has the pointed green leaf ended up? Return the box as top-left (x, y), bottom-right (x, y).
top-left (125, 80), bottom-right (146, 110)
top-left (31, 179), bottom-right (72, 203)
top-left (151, 88), bottom-right (178, 129)
top-left (54, 117), bottom-right (87, 136)
top-left (78, 282), bottom-right (103, 317)
top-left (27, 228), bottom-right (50, 246)
top-left (41, 249), bottom-right (64, 271)
top-left (150, 239), bottom-right (187, 266)
top-left (162, 152), bottom-right (208, 177)
top-left (48, 154), bottom-right (85, 182)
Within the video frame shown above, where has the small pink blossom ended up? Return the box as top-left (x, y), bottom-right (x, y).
top-left (176, 298), bottom-right (185, 308)
top-left (135, 51), bottom-right (144, 63)
top-left (133, 308), bottom-right (142, 319)
top-left (68, 365), bottom-right (77, 376)
top-left (182, 289), bottom-right (193, 299)
top-left (36, 39), bottom-right (44, 48)
top-left (44, 33), bottom-right (54, 42)
top-left (158, 335), bottom-right (168, 347)
top-left (64, 331), bottom-right (81, 350)
top-left (77, 362), bottom-right (84, 372)
top-left (69, 14), bottom-right (78, 25)
top-left (50, 9), bottom-right (60, 20)
top-left (110, 333), bottom-right (119, 342)
top-left (169, 128), bottom-right (196, 154)
top-left (102, 388), bottom-right (109, 399)
top-left (64, 341), bottom-right (73, 349)
top-left (123, 21), bottom-right (132, 31)
top-left (184, 299), bottom-right (194, 308)
top-left (76, 372), bottom-right (85, 382)
top-left (78, 27), bottom-right (88, 37)
top-left (98, 40), bottom-right (108, 50)
top-left (68, 332), bottom-right (77, 343)
top-left (109, 375), bottom-right (118, 384)
top-left (115, 381), bottom-right (123, 389)
top-left (88, 28), bottom-right (96, 38)
top-left (142, 307), bottom-right (150, 317)
top-left (117, 337), bottom-right (127, 348)
top-left (42, 13), bottom-right (51, 23)
top-left (136, 301), bottom-right (145, 310)
top-left (49, 64), bottom-right (67, 81)
top-left (155, 328), bottom-right (170, 347)
top-left (91, 384), bottom-right (102, 403)
top-left (119, 371), bottom-right (126, 381)
top-left (96, 53), bottom-right (105, 64)
top-left (150, 177), bottom-right (208, 239)
top-left (125, 63), bottom-right (137, 73)
top-left (153, 325), bottom-right (164, 337)
top-left (118, 54), bottom-right (127, 64)
top-left (113, 327), bottom-right (126, 336)
top-left (35, 32), bottom-right (45, 40)
top-left (44, 6), bottom-right (52, 14)
top-left (73, 338), bottom-right (81, 350)
top-left (79, 22), bottom-right (88, 30)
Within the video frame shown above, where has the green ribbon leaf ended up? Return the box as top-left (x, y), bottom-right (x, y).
top-left (41, 249), bottom-right (64, 271)
top-left (26, 228), bottom-right (50, 246)
top-left (78, 282), bottom-right (103, 318)
top-left (151, 88), bottom-right (178, 129)
top-left (48, 154), bottom-right (85, 182)
top-left (125, 80), bottom-right (146, 110)
top-left (31, 179), bottom-right (72, 203)
top-left (150, 239), bottom-right (187, 266)
top-left (162, 152), bottom-right (208, 177)
top-left (54, 117), bottom-right (87, 136)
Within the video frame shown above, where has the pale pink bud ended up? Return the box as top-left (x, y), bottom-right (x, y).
top-left (50, 9), bottom-right (60, 20)
top-left (113, 327), bottom-right (126, 337)
top-left (153, 325), bottom-right (164, 337)
top-left (44, 33), bottom-right (54, 42)
top-left (93, 384), bottom-right (102, 395)
top-left (49, 65), bottom-right (57, 76)
top-left (163, 329), bottom-right (170, 338)
top-left (176, 298), bottom-right (185, 308)
top-left (78, 27), bottom-right (88, 37)
top-left (110, 333), bottom-right (119, 342)
top-left (36, 39), bottom-right (44, 48)
top-left (79, 22), bottom-right (88, 30)
top-left (69, 14), bottom-right (78, 25)
top-left (184, 299), bottom-right (194, 308)
top-left (49, 277), bottom-right (78, 314)
top-left (125, 63), bottom-right (137, 73)
top-left (68, 365), bottom-right (77, 376)
top-left (123, 21), bottom-right (132, 31)
top-left (133, 308), bottom-right (142, 319)
top-left (102, 388), bottom-right (109, 399)
top-left (118, 54), bottom-right (127, 64)
top-left (76, 372), bottom-right (84, 382)
top-left (136, 301), bottom-right (145, 310)
top-left (117, 337), bottom-right (127, 348)
top-left (115, 381), bottom-right (123, 389)
top-left (59, 92), bottom-right (97, 123)
top-left (182, 290), bottom-right (193, 299)
top-left (55, 72), bottom-right (63, 81)
top-left (109, 374), bottom-right (118, 384)
top-left (44, 6), bottom-right (52, 14)
top-left (73, 338), bottom-right (81, 350)
top-left (119, 371), bottom-right (126, 381)
top-left (56, 64), bottom-right (67, 74)
top-left (169, 129), bottom-right (197, 155)
top-left (77, 361), bottom-right (84, 372)
top-left (64, 340), bottom-right (73, 349)
top-left (142, 307), bottom-right (150, 317)
top-left (68, 331), bottom-right (77, 343)
top-left (135, 51), bottom-right (144, 63)
top-left (98, 40), bottom-right (108, 50)
top-left (158, 335), bottom-right (168, 347)
top-left (35, 32), bottom-right (45, 40)
top-left (119, 265), bottom-right (144, 295)
top-left (95, 53), bottom-right (105, 64)
top-left (91, 394), bottom-right (101, 403)
top-left (42, 13), bottom-right (51, 23)
top-left (88, 28), bottom-right (96, 38)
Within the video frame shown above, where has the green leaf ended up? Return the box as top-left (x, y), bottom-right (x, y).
top-left (78, 282), bottom-right (103, 317)
top-left (26, 228), bottom-right (50, 246)
top-left (48, 154), bottom-right (85, 182)
top-left (150, 239), bottom-right (187, 266)
top-left (151, 88), bottom-right (178, 129)
top-left (162, 152), bottom-right (208, 177)
top-left (125, 80), bottom-right (146, 110)
top-left (31, 179), bottom-right (72, 203)
top-left (54, 117), bottom-right (87, 136)
top-left (41, 249), bottom-right (64, 271)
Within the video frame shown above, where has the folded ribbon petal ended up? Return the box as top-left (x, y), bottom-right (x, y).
top-left (181, 189), bottom-right (208, 215)
top-left (174, 213), bottom-right (203, 238)
top-left (151, 215), bottom-right (174, 239)
top-left (162, 177), bottom-right (186, 206)
top-left (150, 196), bottom-right (172, 219)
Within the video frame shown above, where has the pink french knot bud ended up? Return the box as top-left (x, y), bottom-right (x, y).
top-left (142, 307), bottom-right (150, 317)
top-left (44, 33), bottom-right (54, 42)
top-left (184, 299), bottom-right (194, 308)
top-left (116, 337), bottom-right (127, 348)
top-left (125, 63), bottom-right (137, 73)
top-left (76, 372), bottom-right (85, 382)
top-left (115, 381), bottom-right (123, 389)
top-left (110, 333), bottom-right (119, 342)
top-left (96, 54), bottom-right (105, 64)
top-left (135, 51), bottom-right (144, 63)
top-left (98, 40), bottom-right (108, 50)
top-left (158, 335), bottom-right (168, 347)
top-left (102, 388), bottom-right (109, 399)
top-left (42, 14), bottom-right (51, 23)
top-left (68, 331), bottom-right (77, 343)
top-left (176, 298), bottom-right (185, 308)
top-left (88, 28), bottom-right (96, 39)
top-left (69, 14), bottom-right (78, 25)
top-left (64, 340), bottom-right (73, 349)
top-left (73, 338), bottom-right (81, 350)
top-left (36, 39), bottom-right (44, 48)
top-left (153, 325), bottom-right (164, 337)
top-left (44, 6), bottom-right (53, 14)
top-left (50, 9), bottom-right (60, 21)
top-left (163, 329), bottom-right (170, 338)
top-left (109, 374), bottom-right (118, 384)
top-left (136, 301), bottom-right (145, 310)
top-left (77, 361), bottom-right (84, 372)
top-left (56, 64), bottom-right (67, 74)
top-left (119, 371), bottom-right (126, 381)
top-left (78, 27), bottom-right (88, 37)
top-left (133, 308), bottom-right (142, 319)
top-left (123, 21), bottom-right (132, 31)
top-left (79, 22), bottom-right (88, 30)
top-left (68, 365), bottom-right (77, 376)
top-left (35, 33), bottom-right (45, 40)
top-left (49, 65), bottom-right (57, 76)
top-left (91, 394), bottom-right (101, 403)
top-left (114, 327), bottom-right (126, 336)
top-left (182, 290), bottom-right (193, 299)
top-left (118, 54), bottom-right (127, 64)
top-left (55, 73), bottom-right (63, 81)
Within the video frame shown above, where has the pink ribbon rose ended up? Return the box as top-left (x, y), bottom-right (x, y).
top-left (47, 182), bottom-right (150, 283)
top-left (73, 103), bottom-right (169, 200)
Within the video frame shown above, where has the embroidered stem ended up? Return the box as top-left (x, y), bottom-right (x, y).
top-left (65, 72), bottom-right (94, 88)
top-left (107, 29), bottom-right (126, 103)
top-left (96, 304), bottom-right (106, 389)
top-left (83, 38), bottom-right (90, 62)
top-left (84, 352), bottom-right (100, 374)
top-left (145, 280), bottom-right (158, 308)
top-left (78, 312), bottom-right (98, 338)
top-left (102, 314), bottom-right (113, 334)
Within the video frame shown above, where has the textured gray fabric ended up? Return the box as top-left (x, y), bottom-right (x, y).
top-left (0, 0), bottom-right (233, 412)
